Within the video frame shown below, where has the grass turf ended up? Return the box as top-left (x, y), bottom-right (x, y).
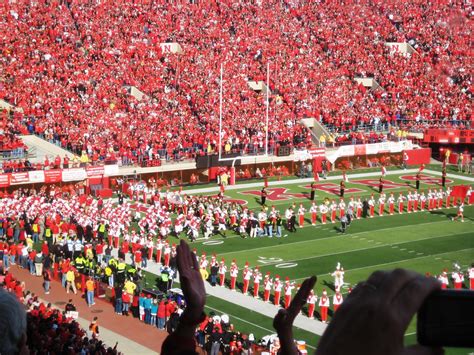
top-left (132, 170), bottom-right (472, 353)
top-left (164, 171), bottom-right (473, 354)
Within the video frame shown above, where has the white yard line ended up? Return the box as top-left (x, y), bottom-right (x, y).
top-left (252, 232), bottom-right (473, 270)
top-left (204, 305), bottom-right (274, 333)
top-left (218, 219), bottom-right (455, 257)
top-left (424, 169), bottom-right (474, 183)
top-left (290, 248), bottom-right (474, 283)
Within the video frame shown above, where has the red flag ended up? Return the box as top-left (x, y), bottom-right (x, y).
top-left (314, 172), bottom-right (319, 182)
top-left (264, 177), bottom-right (268, 188)
top-left (450, 185), bottom-right (469, 199)
top-left (418, 164), bottom-right (425, 173)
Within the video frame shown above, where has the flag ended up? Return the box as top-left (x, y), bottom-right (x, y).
top-left (450, 185), bottom-right (468, 199)
top-left (381, 166), bottom-right (386, 176)
top-left (264, 177), bottom-right (268, 188)
top-left (314, 172), bottom-right (319, 182)
top-left (418, 164), bottom-right (425, 173)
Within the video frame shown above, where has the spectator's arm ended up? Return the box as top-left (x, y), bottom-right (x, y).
top-left (273, 276), bottom-right (316, 355)
top-left (161, 240), bottom-right (206, 354)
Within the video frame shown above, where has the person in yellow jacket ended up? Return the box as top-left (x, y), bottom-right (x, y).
top-left (200, 268), bottom-right (209, 280)
top-left (319, 135), bottom-right (326, 147)
top-left (32, 222), bottom-right (39, 243)
top-left (66, 268), bottom-right (77, 294)
top-left (124, 280), bottom-right (136, 297)
top-left (26, 235), bottom-right (34, 249)
top-left (80, 151), bottom-right (89, 167)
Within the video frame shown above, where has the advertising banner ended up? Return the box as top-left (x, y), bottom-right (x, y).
top-left (44, 170), bottom-right (62, 183)
top-left (0, 174), bottom-right (10, 188)
top-left (62, 168), bottom-right (87, 182)
top-left (10, 172), bottom-right (29, 185)
top-left (28, 170), bottom-right (45, 184)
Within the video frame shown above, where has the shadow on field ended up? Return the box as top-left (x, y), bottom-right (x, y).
top-left (321, 280), bottom-right (336, 292)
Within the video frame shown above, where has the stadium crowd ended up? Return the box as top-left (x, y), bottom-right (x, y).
top-left (1, 0), bottom-right (471, 167)
top-left (0, 269), bottom-right (120, 354)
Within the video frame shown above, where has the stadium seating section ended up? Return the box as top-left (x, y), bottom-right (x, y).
top-left (0, 1), bottom-right (471, 164)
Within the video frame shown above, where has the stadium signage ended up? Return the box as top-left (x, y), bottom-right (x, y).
top-left (423, 129), bottom-right (474, 144)
top-left (44, 169), bottom-right (63, 183)
top-left (86, 166), bottom-right (105, 177)
top-left (326, 140), bottom-right (413, 163)
top-left (0, 174), bottom-right (10, 187)
top-left (10, 172), bottom-right (29, 185)
top-left (294, 147), bottom-right (326, 161)
top-left (160, 42), bottom-right (183, 54)
top-left (28, 170), bottom-right (45, 184)
top-left (62, 168), bottom-right (87, 182)
top-left (0, 165), bottom-right (119, 187)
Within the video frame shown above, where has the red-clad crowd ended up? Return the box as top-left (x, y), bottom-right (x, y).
top-left (0, 1), bottom-right (471, 166)
top-left (0, 270), bottom-right (120, 354)
top-left (0, 130), bottom-right (27, 159)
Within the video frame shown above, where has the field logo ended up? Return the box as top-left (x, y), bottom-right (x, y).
top-left (399, 174), bottom-right (453, 185)
top-left (222, 196), bottom-right (248, 206)
top-left (303, 183), bottom-right (364, 195)
top-left (241, 188), bottom-right (306, 201)
top-left (350, 179), bottom-right (407, 190)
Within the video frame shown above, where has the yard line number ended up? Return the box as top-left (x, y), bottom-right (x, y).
top-left (257, 256), bottom-right (298, 269)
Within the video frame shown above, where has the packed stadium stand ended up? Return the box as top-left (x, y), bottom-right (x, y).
top-left (1, 1), bottom-right (471, 165)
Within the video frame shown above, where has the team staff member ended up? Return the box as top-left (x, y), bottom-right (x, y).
top-left (441, 167), bottom-right (447, 187)
top-left (261, 187), bottom-right (267, 205)
top-left (310, 182), bottom-right (316, 201)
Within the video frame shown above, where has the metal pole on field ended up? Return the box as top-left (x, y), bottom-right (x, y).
top-left (265, 62), bottom-right (270, 156)
top-left (219, 63), bottom-right (223, 161)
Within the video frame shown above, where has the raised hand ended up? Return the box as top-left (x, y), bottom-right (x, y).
top-left (176, 239), bottom-right (206, 325)
top-left (273, 276), bottom-right (317, 355)
top-left (316, 269), bottom-right (442, 355)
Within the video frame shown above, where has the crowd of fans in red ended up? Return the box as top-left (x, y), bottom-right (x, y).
top-left (0, 270), bottom-right (120, 354)
top-left (0, 1), bottom-right (471, 165)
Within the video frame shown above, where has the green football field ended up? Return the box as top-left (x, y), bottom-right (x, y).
top-left (170, 168), bottom-right (474, 354)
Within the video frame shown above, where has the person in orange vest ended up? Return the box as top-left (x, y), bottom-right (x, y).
top-left (89, 317), bottom-right (100, 338)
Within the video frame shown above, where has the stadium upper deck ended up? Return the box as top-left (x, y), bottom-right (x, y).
top-left (0, 0), bottom-right (471, 163)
